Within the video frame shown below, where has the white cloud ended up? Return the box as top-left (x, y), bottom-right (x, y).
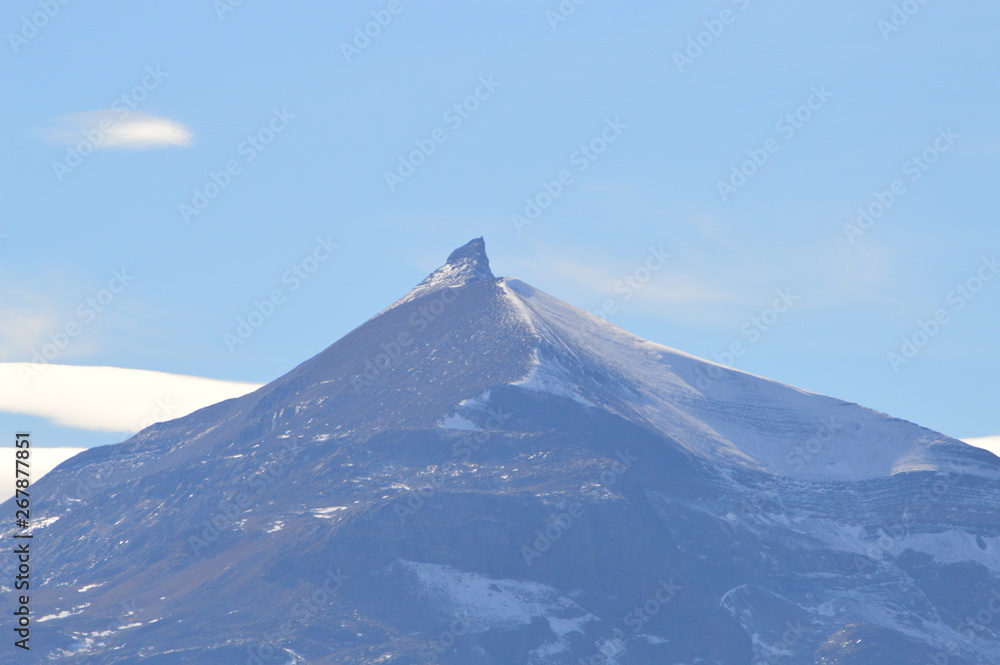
top-left (0, 363), bottom-right (261, 433)
top-left (46, 110), bottom-right (193, 150)
top-left (962, 436), bottom-right (1000, 457)
top-left (0, 447), bottom-right (85, 501)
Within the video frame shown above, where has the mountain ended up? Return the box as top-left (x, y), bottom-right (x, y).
top-left (4, 238), bottom-right (999, 664)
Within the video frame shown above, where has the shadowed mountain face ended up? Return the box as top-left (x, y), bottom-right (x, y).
top-left (5, 239), bottom-right (998, 664)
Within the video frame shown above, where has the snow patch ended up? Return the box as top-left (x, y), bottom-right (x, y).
top-left (38, 603), bottom-right (90, 622)
top-left (394, 560), bottom-right (596, 659)
top-left (38, 610), bottom-right (75, 622)
top-left (31, 516), bottom-right (60, 530)
top-left (310, 507), bottom-right (347, 518)
top-left (512, 353), bottom-right (593, 408)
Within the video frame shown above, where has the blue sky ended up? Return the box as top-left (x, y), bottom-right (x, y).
top-left (1, 0), bottom-right (998, 456)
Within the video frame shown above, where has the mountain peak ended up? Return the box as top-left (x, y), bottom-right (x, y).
top-left (443, 236), bottom-right (493, 282)
top-left (21, 239), bottom-right (1000, 665)
top-left (381, 237), bottom-right (496, 312)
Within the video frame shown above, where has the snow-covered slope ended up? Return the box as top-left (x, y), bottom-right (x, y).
top-left (496, 278), bottom-right (988, 482)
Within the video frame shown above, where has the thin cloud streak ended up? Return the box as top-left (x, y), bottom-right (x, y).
top-left (45, 110), bottom-right (194, 150)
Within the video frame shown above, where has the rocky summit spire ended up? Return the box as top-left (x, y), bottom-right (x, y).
top-left (442, 237), bottom-right (493, 282)
top-left (380, 237), bottom-right (497, 312)
top-left (413, 236), bottom-right (495, 291)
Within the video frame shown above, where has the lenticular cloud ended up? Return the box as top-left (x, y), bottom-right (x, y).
top-left (0, 363), bottom-right (260, 433)
top-left (45, 110), bottom-right (194, 150)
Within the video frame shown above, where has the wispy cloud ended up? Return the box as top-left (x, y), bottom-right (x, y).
top-left (536, 254), bottom-right (737, 306)
top-left (962, 436), bottom-right (1000, 458)
top-left (507, 206), bottom-right (901, 328)
top-left (0, 363), bottom-right (261, 433)
top-left (45, 110), bottom-right (193, 150)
